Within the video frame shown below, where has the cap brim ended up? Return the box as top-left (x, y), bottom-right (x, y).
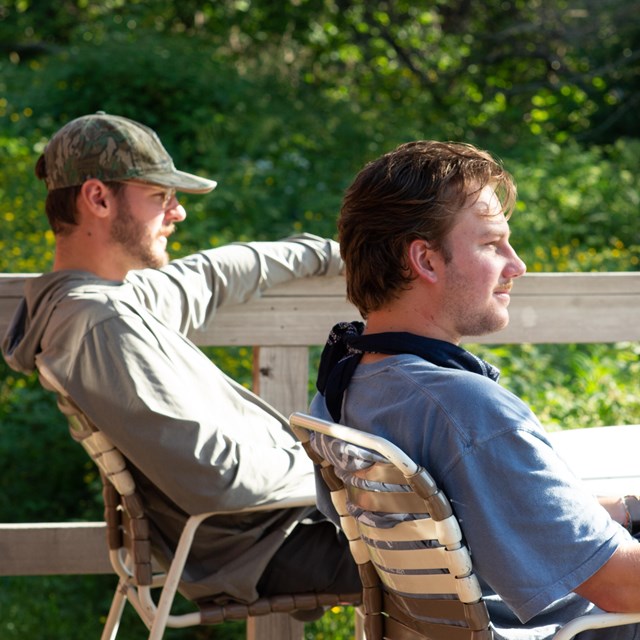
top-left (139, 169), bottom-right (217, 194)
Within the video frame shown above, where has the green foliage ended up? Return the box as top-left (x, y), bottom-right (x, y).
top-left (505, 138), bottom-right (640, 271)
top-left (0, 576), bottom-right (115, 640)
top-left (0, 575), bottom-right (246, 639)
top-left (247, 0), bottom-right (640, 145)
top-left (474, 343), bottom-right (640, 431)
top-left (1, 31), bottom-right (382, 257)
top-left (0, 3), bottom-right (638, 637)
top-left (0, 362), bottom-right (101, 522)
top-left (0, 130), bottom-right (52, 272)
top-left (306, 605), bottom-right (356, 639)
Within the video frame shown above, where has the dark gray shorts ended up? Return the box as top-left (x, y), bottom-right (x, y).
top-left (256, 511), bottom-right (361, 596)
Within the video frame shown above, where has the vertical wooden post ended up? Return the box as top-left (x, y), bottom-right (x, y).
top-left (253, 346), bottom-right (310, 417)
top-left (355, 605), bottom-right (365, 639)
top-left (246, 614), bottom-right (305, 640)
top-left (248, 345), bottom-right (310, 640)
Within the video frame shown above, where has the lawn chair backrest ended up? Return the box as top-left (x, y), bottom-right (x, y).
top-left (38, 369), bottom-right (154, 587)
top-left (290, 412), bottom-right (492, 640)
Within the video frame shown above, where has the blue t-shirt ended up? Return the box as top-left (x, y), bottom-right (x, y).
top-left (310, 354), bottom-right (637, 640)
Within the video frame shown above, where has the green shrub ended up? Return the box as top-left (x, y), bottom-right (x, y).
top-left (0, 21), bottom-right (638, 640)
top-left (506, 138), bottom-right (640, 272)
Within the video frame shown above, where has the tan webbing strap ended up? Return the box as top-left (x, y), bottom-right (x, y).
top-left (347, 485), bottom-right (427, 513)
top-left (360, 562), bottom-right (384, 640)
top-left (377, 568), bottom-right (459, 596)
top-left (420, 486), bottom-right (454, 522)
top-left (384, 591), bottom-right (492, 639)
top-left (102, 478), bottom-right (123, 550)
top-left (354, 462), bottom-right (408, 484)
top-left (357, 514), bottom-right (464, 547)
top-left (358, 516), bottom-right (436, 542)
top-left (364, 613), bottom-right (384, 640)
top-left (386, 594), bottom-right (490, 630)
top-left (300, 438), bottom-right (324, 466)
top-left (320, 464), bottom-right (344, 493)
top-left (384, 616), bottom-right (435, 640)
top-left (359, 561), bottom-right (382, 589)
top-left (465, 601), bottom-right (492, 632)
top-left (366, 543), bottom-right (472, 575)
top-left (384, 608), bottom-right (490, 640)
top-left (198, 592), bottom-right (362, 625)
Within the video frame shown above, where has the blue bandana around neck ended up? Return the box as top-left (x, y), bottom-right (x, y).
top-left (316, 321), bottom-right (500, 422)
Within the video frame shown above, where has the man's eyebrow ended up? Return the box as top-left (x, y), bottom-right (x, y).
top-left (479, 223), bottom-right (511, 241)
top-left (474, 199), bottom-right (506, 216)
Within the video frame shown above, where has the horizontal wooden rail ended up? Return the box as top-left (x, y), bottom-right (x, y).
top-left (0, 523), bottom-right (110, 575)
top-left (2, 272), bottom-right (640, 345)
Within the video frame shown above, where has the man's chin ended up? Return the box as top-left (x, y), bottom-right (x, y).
top-left (152, 253), bottom-right (170, 269)
top-left (137, 251), bottom-right (170, 270)
top-left (468, 313), bottom-right (510, 338)
top-left (493, 314), bottom-right (510, 334)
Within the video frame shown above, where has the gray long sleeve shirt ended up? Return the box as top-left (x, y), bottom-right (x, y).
top-left (2, 234), bottom-right (342, 602)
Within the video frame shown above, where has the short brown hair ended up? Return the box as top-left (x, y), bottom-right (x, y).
top-left (338, 140), bottom-right (516, 317)
top-left (35, 154), bottom-right (125, 235)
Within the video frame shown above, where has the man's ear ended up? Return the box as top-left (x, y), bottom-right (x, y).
top-left (78, 179), bottom-right (112, 218)
top-left (407, 238), bottom-right (439, 283)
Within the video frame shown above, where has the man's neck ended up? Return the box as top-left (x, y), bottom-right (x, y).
top-left (53, 236), bottom-right (128, 281)
top-left (364, 309), bottom-right (461, 345)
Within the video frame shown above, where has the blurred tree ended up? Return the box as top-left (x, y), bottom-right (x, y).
top-left (297, 0), bottom-right (640, 144)
top-left (2, 0), bottom-right (637, 145)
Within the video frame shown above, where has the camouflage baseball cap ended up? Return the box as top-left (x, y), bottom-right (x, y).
top-left (39, 112), bottom-right (217, 193)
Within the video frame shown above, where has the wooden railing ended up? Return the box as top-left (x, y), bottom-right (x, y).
top-left (1, 271), bottom-right (639, 637)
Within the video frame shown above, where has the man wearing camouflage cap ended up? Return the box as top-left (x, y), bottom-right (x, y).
top-left (1, 113), bottom-right (360, 604)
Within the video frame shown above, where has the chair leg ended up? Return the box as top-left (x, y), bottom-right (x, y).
top-left (553, 612), bottom-right (640, 640)
top-left (354, 605), bottom-right (366, 640)
top-left (101, 581), bottom-right (128, 640)
top-left (147, 514), bottom-right (210, 640)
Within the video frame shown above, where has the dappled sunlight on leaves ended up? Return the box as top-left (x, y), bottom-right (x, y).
top-left (0, 6), bottom-right (639, 636)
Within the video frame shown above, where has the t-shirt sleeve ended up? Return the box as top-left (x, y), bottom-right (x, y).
top-left (442, 411), bottom-right (630, 623)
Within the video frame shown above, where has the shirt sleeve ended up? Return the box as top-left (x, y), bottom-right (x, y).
top-left (126, 234), bottom-right (342, 335)
top-left (440, 401), bottom-right (630, 623)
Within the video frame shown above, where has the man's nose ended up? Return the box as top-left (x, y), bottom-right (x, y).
top-left (166, 198), bottom-right (187, 222)
top-left (506, 245), bottom-right (527, 279)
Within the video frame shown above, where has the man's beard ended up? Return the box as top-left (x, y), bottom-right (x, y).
top-left (441, 264), bottom-right (510, 340)
top-left (110, 196), bottom-right (171, 270)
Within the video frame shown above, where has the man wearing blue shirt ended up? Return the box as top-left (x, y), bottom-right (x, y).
top-left (311, 140), bottom-right (640, 639)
